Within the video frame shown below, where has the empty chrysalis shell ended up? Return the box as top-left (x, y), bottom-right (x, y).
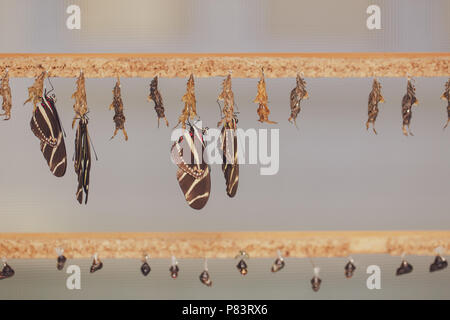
top-left (271, 258), bottom-right (285, 273)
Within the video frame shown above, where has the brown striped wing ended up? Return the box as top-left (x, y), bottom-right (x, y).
top-left (171, 127), bottom-right (211, 210)
top-left (30, 95), bottom-right (67, 177)
top-left (221, 127), bottom-right (239, 198)
top-left (74, 118), bottom-right (91, 204)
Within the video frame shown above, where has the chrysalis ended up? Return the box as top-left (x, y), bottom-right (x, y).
top-left (90, 253), bottom-right (103, 273)
top-left (366, 78), bottom-right (384, 134)
top-left (0, 258), bottom-right (14, 280)
top-left (442, 79), bottom-right (450, 129)
top-left (401, 78), bottom-right (419, 136)
top-left (140, 255), bottom-right (151, 276)
top-left (109, 77), bottom-right (128, 141)
top-left (0, 68), bottom-right (12, 120)
top-left (271, 250), bottom-right (285, 273)
top-left (254, 69), bottom-right (276, 124)
top-left (56, 248), bottom-right (67, 271)
top-left (396, 256), bottom-right (413, 276)
top-left (175, 74), bottom-right (197, 129)
top-left (235, 251), bottom-right (249, 276)
top-left (289, 73), bottom-right (308, 127)
top-left (148, 76), bottom-right (169, 127)
top-left (199, 259), bottom-right (212, 287)
top-left (310, 267), bottom-right (322, 292)
top-left (24, 71), bottom-right (45, 111)
top-left (169, 256), bottom-right (179, 279)
top-left (344, 258), bottom-right (356, 278)
top-left (217, 73), bottom-right (239, 198)
top-left (430, 255), bottom-right (448, 272)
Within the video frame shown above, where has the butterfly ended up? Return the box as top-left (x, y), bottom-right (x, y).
top-left (30, 90), bottom-right (67, 177)
top-left (171, 123), bottom-right (211, 210)
top-left (74, 115), bottom-right (95, 204)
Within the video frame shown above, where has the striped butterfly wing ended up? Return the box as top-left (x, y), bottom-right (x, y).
top-left (74, 118), bottom-right (91, 204)
top-left (221, 127), bottom-right (239, 198)
top-left (171, 126), bottom-right (211, 210)
top-left (30, 94), bottom-right (67, 177)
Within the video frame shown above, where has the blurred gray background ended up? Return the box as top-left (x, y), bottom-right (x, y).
top-left (0, 0), bottom-right (449, 299)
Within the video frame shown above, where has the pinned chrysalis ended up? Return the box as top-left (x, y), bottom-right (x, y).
top-left (0, 69), bottom-right (12, 120)
top-left (235, 251), bottom-right (249, 276)
top-left (175, 74), bottom-right (197, 129)
top-left (442, 79), bottom-right (450, 129)
top-left (90, 253), bottom-right (103, 273)
top-left (29, 76), bottom-right (67, 177)
top-left (148, 76), bottom-right (169, 127)
top-left (72, 71), bottom-right (97, 205)
top-left (344, 258), bottom-right (356, 278)
top-left (310, 267), bottom-right (322, 292)
top-left (199, 259), bottom-right (212, 287)
top-left (24, 71), bottom-right (45, 111)
top-left (366, 78), bottom-right (384, 134)
top-left (109, 77), bottom-right (128, 141)
top-left (401, 78), bottom-right (419, 136)
top-left (56, 248), bottom-right (67, 271)
top-left (254, 69), bottom-right (276, 124)
top-left (217, 73), bottom-right (239, 198)
top-left (396, 254), bottom-right (413, 276)
top-left (0, 258), bottom-right (14, 280)
top-left (430, 247), bottom-right (448, 272)
top-left (169, 256), bottom-right (179, 279)
top-left (289, 73), bottom-right (308, 127)
top-left (140, 255), bottom-right (151, 276)
top-left (271, 250), bottom-right (285, 273)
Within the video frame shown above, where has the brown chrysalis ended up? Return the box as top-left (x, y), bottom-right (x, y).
top-left (23, 71), bottom-right (45, 111)
top-left (289, 74), bottom-right (308, 127)
top-left (109, 77), bottom-right (128, 141)
top-left (0, 69), bottom-right (12, 120)
top-left (254, 69), bottom-right (276, 124)
top-left (442, 79), bottom-right (450, 129)
top-left (366, 78), bottom-right (384, 134)
top-left (148, 76), bottom-right (169, 127)
top-left (71, 71), bottom-right (88, 128)
top-left (175, 74), bottom-right (197, 129)
top-left (217, 73), bottom-right (239, 198)
top-left (401, 78), bottom-right (419, 136)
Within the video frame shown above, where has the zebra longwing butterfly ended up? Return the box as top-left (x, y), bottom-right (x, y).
top-left (74, 115), bottom-right (93, 204)
top-left (30, 91), bottom-right (67, 177)
top-left (171, 124), bottom-right (211, 210)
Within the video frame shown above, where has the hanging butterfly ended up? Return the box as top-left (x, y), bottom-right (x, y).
top-left (171, 123), bottom-right (211, 210)
top-left (74, 115), bottom-right (96, 204)
top-left (29, 82), bottom-right (67, 178)
top-left (217, 74), bottom-right (239, 198)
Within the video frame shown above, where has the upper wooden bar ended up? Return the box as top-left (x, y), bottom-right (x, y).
top-left (0, 231), bottom-right (449, 259)
top-left (0, 53), bottom-right (448, 78)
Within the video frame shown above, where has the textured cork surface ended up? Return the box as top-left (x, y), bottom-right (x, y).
top-left (0, 231), bottom-right (449, 259)
top-left (0, 53), bottom-right (449, 78)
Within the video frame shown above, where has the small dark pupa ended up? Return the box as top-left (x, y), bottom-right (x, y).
top-left (344, 258), bottom-right (356, 279)
top-left (396, 259), bottom-right (413, 276)
top-left (170, 256), bottom-right (179, 279)
top-left (199, 270), bottom-right (212, 287)
top-left (56, 248), bottom-right (67, 271)
top-left (310, 267), bottom-right (322, 292)
top-left (90, 253), bottom-right (103, 273)
top-left (141, 255), bottom-right (151, 276)
top-left (0, 258), bottom-right (15, 280)
top-left (430, 255), bottom-right (448, 273)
